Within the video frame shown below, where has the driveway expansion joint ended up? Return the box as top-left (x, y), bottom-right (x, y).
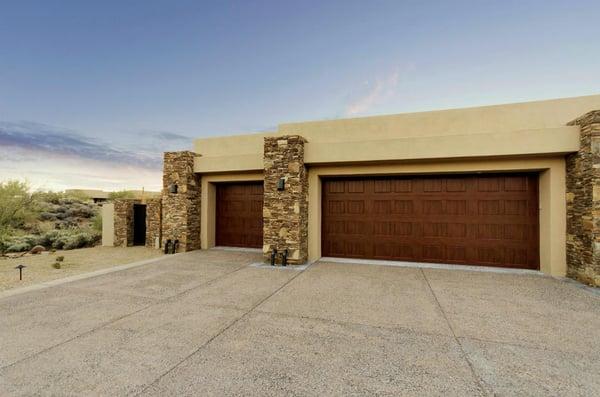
top-left (420, 268), bottom-right (491, 396)
top-left (0, 261), bottom-right (250, 372)
top-left (134, 260), bottom-right (310, 396)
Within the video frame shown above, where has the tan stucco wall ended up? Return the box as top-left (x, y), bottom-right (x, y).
top-left (200, 173), bottom-right (264, 249)
top-left (307, 157), bottom-right (567, 277)
top-left (193, 95), bottom-right (599, 173)
top-left (101, 203), bottom-right (114, 247)
top-left (280, 95), bottom-right (600, 140)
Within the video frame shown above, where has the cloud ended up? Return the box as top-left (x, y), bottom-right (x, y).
top-left (0, 121), bottom-right (162, 169)
top-left (0, 121), bottom-right (170, 191)
top-left (141, 130), bottom-right (193, 142)
top-left (344, 67), bottom-right (410, 117)
top-left (0, 145), bottom-right (163, 191)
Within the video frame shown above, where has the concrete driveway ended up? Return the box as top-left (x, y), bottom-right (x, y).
top-left (0, 250), bottom-right (599, 396)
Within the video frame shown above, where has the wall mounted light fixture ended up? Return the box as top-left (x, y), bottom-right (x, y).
top-left (277, 177), bottom-right (285, 191)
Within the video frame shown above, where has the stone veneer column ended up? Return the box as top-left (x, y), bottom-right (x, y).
top-left (113, 199), bottom-right (139, 247)
top-left (161, 151), bottom-right (201, 252)
top-left (566, 110), bottom-right (600, 286)
top-left (145, 198), bottom-right (162, 249)
top-left (263, 135), bottom-right (308, 264)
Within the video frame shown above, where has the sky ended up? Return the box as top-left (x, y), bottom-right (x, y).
top-left (1, 0), bottom-right (599, 191)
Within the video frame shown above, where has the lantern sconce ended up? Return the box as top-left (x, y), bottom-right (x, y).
top-left (277, 177), bottom-right (285, 191)
top-left (169, 183), bottom-right (178, 194)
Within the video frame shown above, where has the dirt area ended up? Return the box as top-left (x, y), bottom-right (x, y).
top-left (0, 246), bottom-right (163, 292)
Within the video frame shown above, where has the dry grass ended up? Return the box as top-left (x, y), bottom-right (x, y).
top-left (0, 246), bottom-right (163, 292)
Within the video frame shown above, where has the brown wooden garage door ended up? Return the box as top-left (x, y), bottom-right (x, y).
top-left (322, 174), bottom-right (539, 269)
top-left (216, 182), bottom-right (263, 248)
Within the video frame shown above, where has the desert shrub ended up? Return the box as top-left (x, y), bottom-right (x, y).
top-left (33, 191), bottom-right (65, 205)
top-left (56, 255), bottom-right (64, 262)
top-left (37, 230), bottom-right (61, 247)
top-left (65, 203), bottom-right (95, 218)
top-left (0, 236), bottom-right (8, 253)
top-left (52, 262), bottom-right (61, 269)
top-left (6, 242), bottom-right (31, 253)
top-left (2, 234), bottom-right (45, 252)
top-left (54, 212), bottom-right (68, 220)
top-left (51, 234), bottom-right (70, 249)
top-left (20, 235), bottom-right (41, 247)
top-left (39, 212), bottom-right (58, 221)
top-left (63, 233), bottom-right (88, 250)
top-left (91, 212), bottom-right (102, 233)
top-left (0, 182), bottom-right (101, 253)
top-left (41, 229), bottom-right (100, 250)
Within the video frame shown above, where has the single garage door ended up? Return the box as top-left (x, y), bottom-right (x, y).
top-left (216, 182), bottom-right (263, 248)
top-left (322, 174), bottom-right (539, 269)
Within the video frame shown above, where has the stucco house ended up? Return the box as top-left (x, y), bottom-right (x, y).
top-left (106, 94), bottom-right (600, 286)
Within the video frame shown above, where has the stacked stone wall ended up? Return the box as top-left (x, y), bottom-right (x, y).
top-left (161, 151), bottom-right (201, 252)
top-left (263, 135), bottom-right (308, 264)
top-left (566, 110), bottom-right (600, 286)
top-left (145, 198), bottom-right (162, 249)
top-left (113, 199), bottom-right (140, 247)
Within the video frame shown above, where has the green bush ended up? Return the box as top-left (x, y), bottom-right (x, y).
top-left (0, 181), bottom-right (101, 254)
top-left (6, 242), bottom-right (32, 253)
top-left (0, 237), bottom-right (8, 253)
top-left (38, 230), bottom-right (61, 247)
top-left (91, 212), bottom-right (102, 233)
top-left (0, 180), bottom-right (38, 234)
top-left (63, 233), bottom-right (88, 250)
top-left (2, 234), bottom-right (43, 252)
top-left (51, 234), bottom-right (70, 249)
top-left (0, 228), bottom-right (100, 252)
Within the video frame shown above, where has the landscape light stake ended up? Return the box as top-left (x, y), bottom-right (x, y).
top-left (15, 264), bottom-right (26, 281)
top-left (270, 248), bottom-right (278, 266)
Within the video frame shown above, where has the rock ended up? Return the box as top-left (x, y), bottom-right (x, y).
top-left (30, 245), bottom-right (45, 254)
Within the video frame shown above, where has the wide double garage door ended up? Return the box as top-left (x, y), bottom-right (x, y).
top-left (322, 174), bottom-right (539, 269)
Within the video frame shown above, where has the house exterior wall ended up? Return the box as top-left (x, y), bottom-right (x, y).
top-left (106, 95), bottom-right (600, 282)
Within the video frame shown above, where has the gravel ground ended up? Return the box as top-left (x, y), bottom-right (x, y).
top-left (0, 246), bottom-right (163, 292)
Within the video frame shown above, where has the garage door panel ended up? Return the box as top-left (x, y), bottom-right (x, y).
top-left (322, 174), bottom-right (539, 269)
top-left (216, 182), bottom-right (263, 248)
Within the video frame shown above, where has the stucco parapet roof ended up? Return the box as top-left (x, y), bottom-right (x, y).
top-left (568, 110), bottom-right (600, 126)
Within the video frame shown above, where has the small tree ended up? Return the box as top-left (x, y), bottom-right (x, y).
top-left (0, 180), bottom-right (37, 234)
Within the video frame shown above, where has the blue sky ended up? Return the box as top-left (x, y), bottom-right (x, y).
top-left (1, 0), bottom-right (599, 190)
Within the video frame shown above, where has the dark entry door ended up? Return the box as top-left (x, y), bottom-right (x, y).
top-left (133, 204), bottom-right (146, 246)
top-left (321, 174), bottom-right (539, 269)
top-left (216, 182), bottom-right (263, 248)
